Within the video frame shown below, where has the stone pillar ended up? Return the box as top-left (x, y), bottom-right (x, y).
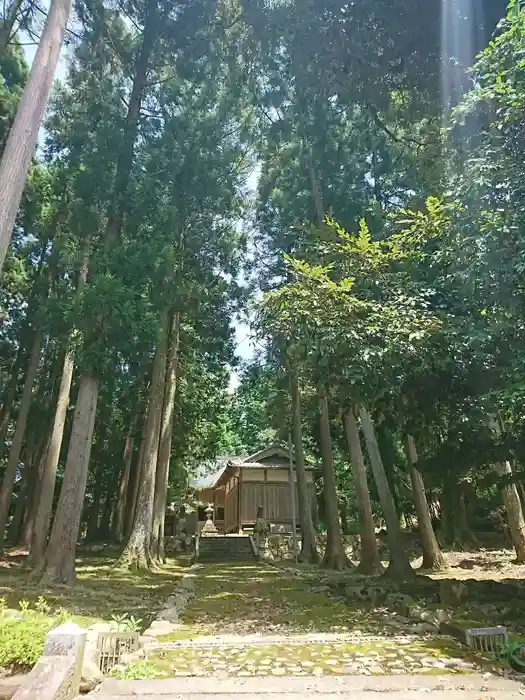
top-left (13, 622), bottom-right (87, 700)
top-left (43, 622), bottom-right (87, 660)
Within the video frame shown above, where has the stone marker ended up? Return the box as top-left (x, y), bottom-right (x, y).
top-left (13, 622), bottom-right (87, 700)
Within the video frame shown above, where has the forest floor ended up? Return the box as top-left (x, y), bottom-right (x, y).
top-left (414, 547), bottom-right (525, 581)
top-left (126, 562), bottom-right (508, 680)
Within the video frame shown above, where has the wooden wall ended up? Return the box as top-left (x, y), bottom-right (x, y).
top-left (225, 479), bottom-right (239, 533)
top-left (240, 481), bottom-right (316, 526)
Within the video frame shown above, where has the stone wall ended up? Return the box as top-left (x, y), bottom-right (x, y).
top-left (265, 534), bottom-right (361, 561)
top-left (264, 532), bottom-right (431, 562)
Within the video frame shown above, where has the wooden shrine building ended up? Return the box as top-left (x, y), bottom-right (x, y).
top-left (190, 444), bottom-right (318, 534)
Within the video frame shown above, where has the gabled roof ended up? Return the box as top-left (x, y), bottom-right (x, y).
top-left (243, 444), bottom-right (292, 463)
top-left (190, 466), bottom-right (227, 490)
top-left (190, 443), bottom-right (319, 491)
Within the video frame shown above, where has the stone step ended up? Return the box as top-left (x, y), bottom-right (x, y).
top-left (92, 675), bottom-right (525, 698)
top-left (197, 537), bottom-right (256, 562)
top-left (86, 693), bottom-right (525, 699)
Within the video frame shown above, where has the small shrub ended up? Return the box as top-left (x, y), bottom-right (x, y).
top-left (35, 596), bottom-right (51, 615)
top-left (0, 614), bottom-right (55, 670)
top-left (111, 612), bottom-right (142, 632)
top-left (18, 599), bottom-right (30, 613)
top-left (110, 661), bottom-right (166, 679)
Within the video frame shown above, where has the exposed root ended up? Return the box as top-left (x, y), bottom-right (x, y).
top-left (322, 549), bottom-right (353, 570)
top-left (357, 557), bottom-right (384, 576)
top-left (383, 558), bottom-right (417, 580)
top-left (298, 541), bottom-right (320, 565)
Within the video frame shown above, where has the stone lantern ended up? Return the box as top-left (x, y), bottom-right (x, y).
top-left (201, 503), bottom-right (218, 537)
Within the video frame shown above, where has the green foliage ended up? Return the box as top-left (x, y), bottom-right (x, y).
top-left (111, 612), bottom-right (142, 632)
top-left (110, 660), bottom-right (167, 679)
top-left (0, 603), bottom-right (57, 670)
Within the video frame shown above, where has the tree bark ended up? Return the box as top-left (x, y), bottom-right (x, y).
top-left (151, 312), bottom-right (180, 563)
top-left (125, 429), bottom-right (145, 538)
top-left (487, 415), bottom-right (525, 563)
top-left (120, 316), bottom-right (168, 570)
top-left (404, 434), bottom-right (445, 571)
top-left (439, 475), bottom-right (477, 549)
top-left (318, 386), bottom-right (351, 570)
top-left (494, 461), bottom-right (525, 562)
top-left (37, 375), bottom-right (99, 585)
top-left (114, 433), bottom-right (134, 543)
top-left (85, 464), bottom-right (104, 542)
top-left (0, 0), bottom-right (72, 273)
top-left (359, 406), bottom-right (414, 578)
top-left (0, 327), bottom-right (43, 552)
top-left (104, 0), bottom-right (158, 243)
top-left (0, 0), bottom-right (25, 58)
top-left (343, 408), bottom-right (381, 574)
top-left (0, 350), bottom-right (23, 451)
top-left (21, 426), bottom-right (51, 550)
top-left (29, 348), bottom-right (74, 566)
top-left (290, 368), bottom-right (319, 564)
top-left (98, 485), bottom-right (115, 541)
top-left (6, 446), bottom-right (34, 546)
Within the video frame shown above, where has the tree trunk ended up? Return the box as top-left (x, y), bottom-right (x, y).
top-left (0, 0), bottom-right (25, 58)
top-left (439, 475), bottom-right (477, 549)
top-left (487, 415), bottom-right (525, 563)
top-left (494, 460), bottom-right (525, 562)
top-left (290, 368), bottom-right (319, 564)
top-left (359, 406), bottom-right (414, 578)
top-left (125, 430), bottom-right (145, 538)
top-left (85, 466), bottom-right (103, 542)
top-left (37, 375), bottom-right (99, 585)
top-left (104, 0), bottom-right (158, 243)
top-left (114, 433), bottom-right (134, 543)
top-left (343, 408), bottom-right (381, 574)
top-left (0, 327), bottom-right (43, 552)
top-left (98, 486), bottom-right (114, 541)
top-left (0, 350), bottom-right (23, 451)
top-left (7, 447), bottom-right (34, 546)
top-left (120, 317), bottom-right (168, 570)
top-left (21, 427), bottom-right (51, 550)
top-left (0, 0), bottom-right (72, 273)
top-left (404, 434), bottom-right (445, 571)
top-left (29, 348), bottom-right (74, 566)
top-left (151, 312), bottom-right (180, 563)
top-left (318, 386), bottom-right (351, 570)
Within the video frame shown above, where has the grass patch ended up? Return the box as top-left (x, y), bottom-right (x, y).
top-left (110, 660), bottom-right (170, 679)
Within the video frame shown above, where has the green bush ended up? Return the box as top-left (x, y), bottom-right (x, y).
top-left (0, 613), bottom-right (56, 670)
top-left (110, 660), bottom-right (168, 679)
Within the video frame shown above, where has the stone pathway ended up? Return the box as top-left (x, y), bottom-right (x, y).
top-left (146, 637), bottom-right (480, 677)
top-left (112, 563), bottom-right (509, 681)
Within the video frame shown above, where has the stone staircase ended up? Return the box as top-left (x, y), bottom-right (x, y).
top-left (197, 535), bottom-right (256, 563)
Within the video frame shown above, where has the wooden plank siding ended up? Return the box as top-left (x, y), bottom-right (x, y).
top-left (240, 481), bottom-right (317, 527)
top-left (225, 479), bottom-right (239, 533)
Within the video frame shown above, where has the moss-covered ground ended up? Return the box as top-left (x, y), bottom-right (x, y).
top-left (115, 563), bottom-right (499, 680)
top-left (142, 638), bottom-right (485, 678)
top-left (160, 563), bottom-right (403, 640)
